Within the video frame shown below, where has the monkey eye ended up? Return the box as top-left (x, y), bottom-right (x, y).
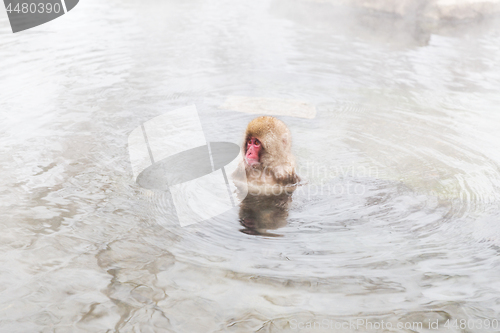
top-left (248, 138), bottom-right (261, 146)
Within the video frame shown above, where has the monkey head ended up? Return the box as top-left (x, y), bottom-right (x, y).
top-left (242, 116), bottom-right (297, 184)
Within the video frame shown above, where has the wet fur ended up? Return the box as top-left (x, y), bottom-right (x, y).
top-left (241, 116), bottom-right (299, 186)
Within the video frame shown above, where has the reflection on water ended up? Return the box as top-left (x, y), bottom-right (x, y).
top-left (239, 192), bottom-right (292, 236)
top-left (1, 0), bottom-right (500, 331)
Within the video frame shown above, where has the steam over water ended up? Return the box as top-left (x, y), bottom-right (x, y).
top-left (1, 0), bottom-right (500, 331)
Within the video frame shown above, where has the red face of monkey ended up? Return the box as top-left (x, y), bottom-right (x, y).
top-left (245, 137), bottom-right (261, 167)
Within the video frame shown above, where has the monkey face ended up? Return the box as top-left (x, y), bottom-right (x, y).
top-left (245, 137), bottom-right (262, 167)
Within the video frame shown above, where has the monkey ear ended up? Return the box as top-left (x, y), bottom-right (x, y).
top-left (282, 133), bottom-right (290, 148)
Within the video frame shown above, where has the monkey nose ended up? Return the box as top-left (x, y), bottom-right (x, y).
top-left (246, 147), bottom-right (258, 159)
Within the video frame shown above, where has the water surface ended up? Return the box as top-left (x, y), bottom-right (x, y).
top-left (1, 0), bottom-right (500, 331)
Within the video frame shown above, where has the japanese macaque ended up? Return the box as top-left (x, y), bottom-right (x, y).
top-left (237, 116), bottom-right (299, 190)
top-left (232, 116), bottom-right (300, 235)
